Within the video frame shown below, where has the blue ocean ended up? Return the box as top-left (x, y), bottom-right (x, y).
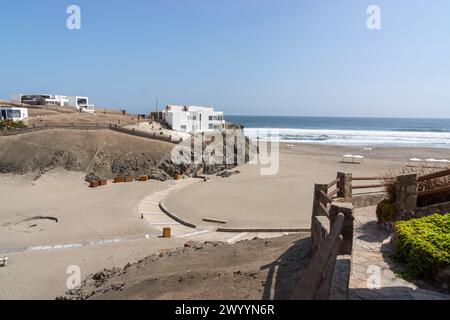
top-left (225, 116), bottom-right (450, 149)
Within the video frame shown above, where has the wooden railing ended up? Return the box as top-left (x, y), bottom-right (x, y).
top-left (351, 176), bottom-right (387, 191)
top-left (417, 168), bottom-right (450, 197)
top-left (293, 175), bottom-right (354, 300)
top-left (291, 213), bottom-right (345, 300)
top-left (418, 168), bottom-right (450, 182)
top-left (392, 168), bottom-right (450, 214)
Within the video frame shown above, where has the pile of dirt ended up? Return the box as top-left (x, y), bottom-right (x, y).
top-left (0, 129), bottom-right (182, 179)
top-left (58, 234), bottom-right (311, 300)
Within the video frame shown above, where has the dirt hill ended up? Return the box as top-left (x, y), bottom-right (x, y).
top-left (60, 234), bottom-right (311, 300)
top-left (0, 129), bottom-right (177, 179)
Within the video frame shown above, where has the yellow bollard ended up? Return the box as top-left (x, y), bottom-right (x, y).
top-left (163, 228), bottom-right (171, 238)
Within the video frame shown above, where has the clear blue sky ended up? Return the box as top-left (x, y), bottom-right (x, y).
top-left (1, 0), bottom-right (450, 117)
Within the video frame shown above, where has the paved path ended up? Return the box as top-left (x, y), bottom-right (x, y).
top-left (349, 206), bottom-right (450, 300)
top-left (138, 178), bottom-right (294, 244)
top-left (1, 179), bottom-right (294, 256)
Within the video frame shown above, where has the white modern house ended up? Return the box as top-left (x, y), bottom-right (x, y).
top-left (163, 105), bottom-right (225, 133)
top-left (11, 94), bottom-right (69, 107)
top-left (0, 106), bottom-right (29, 121)
top-left (11, 94), bottom-right (95, 113)
top-left (68, 96), bottom-right (95, 113)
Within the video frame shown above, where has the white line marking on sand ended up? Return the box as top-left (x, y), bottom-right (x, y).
top-left (141, 200), bottom-right (160, 205)
top-left (139, 210), bottom-right (165, 215)
top-left (148, 222), bottom-right (181, 226)
top-left (154, 191), bottom-right (169, 196)
top-left (176, 230), bottom-right (210, 238)
top-left (226, 232), bottom-right (249, 244)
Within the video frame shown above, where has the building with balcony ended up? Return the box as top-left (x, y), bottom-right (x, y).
top-left (10, 94), bottom-right (95, 113)
top-left (163, 105), bottom-right (225, 133)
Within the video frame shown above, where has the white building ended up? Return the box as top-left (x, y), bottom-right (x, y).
top-left (68, 96), bottom-right (95, 113)
top-left (163, 105), bottom-right (225, 133)
top-left (0, 106), bottom-right (29, 121)
top-left (11, 94), bottom-right (69, 107)
top-left (11, 94), bottom-right (95, 113)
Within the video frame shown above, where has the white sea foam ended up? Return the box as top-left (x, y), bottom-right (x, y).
top-left (244, 128), bottom-right (450, 148)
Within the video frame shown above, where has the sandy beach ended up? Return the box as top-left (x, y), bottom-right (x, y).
top-left (165, 143), bottom-right (450, 229)
top-left (1, 143), bottom-right (449, 299)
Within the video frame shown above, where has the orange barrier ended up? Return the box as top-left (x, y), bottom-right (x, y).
top-left (114, 176), bottom-right (125, 183)
top-left (125, 176), bottom-right (133, 183)
top-left (90, 181), bottom-right (100, 188)
top-left (138, 175), bottom-right (149, 182)
top-left (99, 179), bottom-right (107, 186)
top-left (163, 228), bottom-right (171, 238)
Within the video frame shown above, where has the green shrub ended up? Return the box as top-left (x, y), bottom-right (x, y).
top-left (0, 120), bottom-right (27, 129)
top-left (376, 199), bottom-right (398, 223)
top-left (395, 214), bottom-right (450, 279)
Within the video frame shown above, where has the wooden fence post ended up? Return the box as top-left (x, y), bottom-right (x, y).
top-left (337, 172), bottom-right (352, 200)
top-left (311, 183), bottom-right (329, 251)
top-left (312, 184), bottom-right (328, 219)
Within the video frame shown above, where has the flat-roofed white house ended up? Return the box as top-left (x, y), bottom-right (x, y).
top-left (163, 105), bottom-right (225, 133)
top-left (11, 94), bottom-right (95, 113)
top-left (68, 96), bottom-right (95, 113)
top-left (11, 94), bottom-right (69, 107)
top-left (0, 106), bottom-right (29, 121)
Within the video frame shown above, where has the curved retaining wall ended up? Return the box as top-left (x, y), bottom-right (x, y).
top-left (159, 201), bottom-right (197, 229)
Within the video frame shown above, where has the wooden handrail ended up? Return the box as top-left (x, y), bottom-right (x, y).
top-left (418, 169), bottom-right (450, 182)
top-left (418, 185), bottom-right (450, 197)
top-left (351, 176), bottom-right (395, 181)
top-left (352, 183), bottom-right (384, 189)
top-left (328, 178), bottom-right (340, 188)
top-left (328, 188), bottom-right (340, 197)
top-left (291, 213), bottom-right (345, 300)
top-left (320, 190), bottom-right (333, 204)
top-left (319, 203), bottom-right (330, 218)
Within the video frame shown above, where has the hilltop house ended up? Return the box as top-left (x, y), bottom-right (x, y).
top-left (11, 94), bottom-right (95, 113)
top-left (0, 106), bottom-right (28, 121)
top-left (163, 105), bottom-right (225, 133)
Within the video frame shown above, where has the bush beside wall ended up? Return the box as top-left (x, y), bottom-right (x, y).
top-left (394, 214), bottom-right (450, 279)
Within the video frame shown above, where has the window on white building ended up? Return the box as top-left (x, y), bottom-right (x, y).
top-left (7, 110), bottom-right (21, 118)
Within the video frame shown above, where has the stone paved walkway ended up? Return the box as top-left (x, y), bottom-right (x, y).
top-left (349, 206), bottom-right (450, 300)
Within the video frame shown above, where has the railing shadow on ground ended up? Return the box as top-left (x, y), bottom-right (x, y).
top-left (259, 237), bottom-right (312, 300)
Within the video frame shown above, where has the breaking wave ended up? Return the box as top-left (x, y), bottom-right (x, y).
top-left (244, 128), bottom-right (450, 148)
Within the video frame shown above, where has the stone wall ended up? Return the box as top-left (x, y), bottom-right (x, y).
top-left (415, 201), bottom-right (450, 218)
top-left (352, 193), bottom-right (387, 209)
top-left (395, 174), bottom-right (418, 215)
